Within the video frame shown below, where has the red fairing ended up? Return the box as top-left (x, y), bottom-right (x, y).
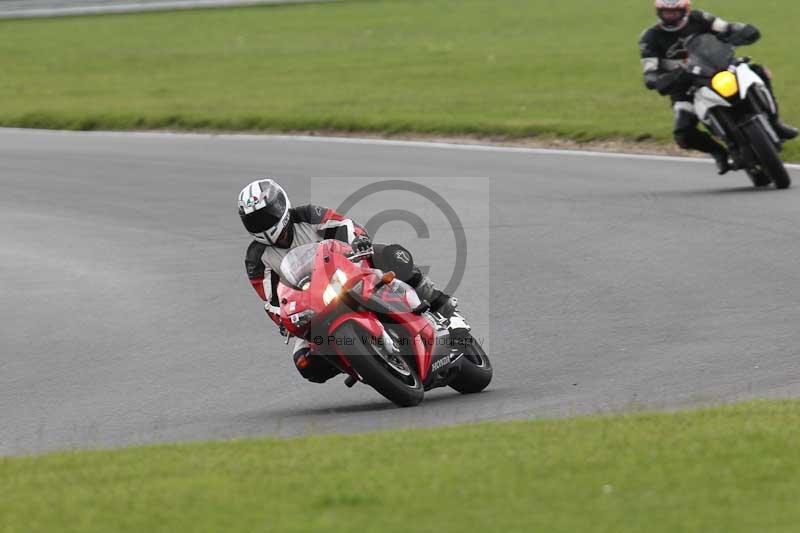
top-left (410, 317), bottom-right (436, 381)
top-left (329, 312), bottom-right (384, 338)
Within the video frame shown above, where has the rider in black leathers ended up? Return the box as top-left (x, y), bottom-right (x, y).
top-left (639, 0), bottom-right (797, 174)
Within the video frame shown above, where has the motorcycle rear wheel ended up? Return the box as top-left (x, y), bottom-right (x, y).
top-left (449, 335), bottom-right (493, 394)
top-left (743, 121), bottom-right (791, 189)
top-left (335, 322), bottom-right (424, 407)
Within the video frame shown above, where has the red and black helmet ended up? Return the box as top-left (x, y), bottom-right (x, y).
top-left (655, 0), bottom-right (691, 31)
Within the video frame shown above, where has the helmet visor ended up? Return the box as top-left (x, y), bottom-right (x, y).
top-left (241, 206), bottom-right (282, 234)
top-left (240, 186), bottom-right (288, 234)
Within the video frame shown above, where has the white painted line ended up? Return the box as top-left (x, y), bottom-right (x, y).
top-left (0, 0), bottom-right (336, 19)
top-left (3, 127), bottom-right (799, 170)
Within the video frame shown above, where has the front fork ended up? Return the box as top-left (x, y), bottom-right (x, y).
top-left (706, 105), bottom-right (780, 171)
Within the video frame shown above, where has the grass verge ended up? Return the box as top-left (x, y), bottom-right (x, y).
top-left (1, 0), bottom-right (800, 160)
top-left (2, 400), bottom-right (800, 532)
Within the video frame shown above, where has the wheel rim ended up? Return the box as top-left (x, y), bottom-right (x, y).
top-left (367, 338), bottom-right (419, 387)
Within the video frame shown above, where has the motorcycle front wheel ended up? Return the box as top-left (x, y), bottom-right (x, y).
top-left (335, 322), bottom-right (424, 407)
top-left (743, 121), bottom-right (791, 189)
top-left (746, 168), bottom-right (772, 188)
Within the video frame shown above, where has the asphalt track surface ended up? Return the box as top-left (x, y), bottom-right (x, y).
top-left (0, 0), bottom-right (334, 19)
top-left (3, 128), bottom-right (800, 456)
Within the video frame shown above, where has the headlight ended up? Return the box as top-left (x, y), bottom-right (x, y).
top-left (712, 71), bottom-right (739, 98)
top-left (322, 269), bottom-right (349, 305)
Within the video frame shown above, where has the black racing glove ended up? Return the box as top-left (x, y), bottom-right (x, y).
top-left (727, 24), bottom-right (761, 47)
top-left (655, 69), bottom-right (692, 96)
top-left (351, 235), bottom-right (373, 254)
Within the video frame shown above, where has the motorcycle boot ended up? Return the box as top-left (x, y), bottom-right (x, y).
top-left (772, 119), bottom-right (799, 141)
top-left (711, 149), bottom-right (732, 175)
top-left (412, 274), bottom-right (459, 318)
top-left (754, 67), bottom-right (798, 140)
top-left (675, 123), bottom-right (731, 175)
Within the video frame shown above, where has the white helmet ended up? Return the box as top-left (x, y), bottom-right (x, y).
top-left (237, 179), bottom-right (292, 245)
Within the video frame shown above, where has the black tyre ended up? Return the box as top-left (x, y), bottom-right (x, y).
top-left (336, 322), bottom-right (424, 407)
top-left (743, 121), bottom-right (791, 189)
top-left (449, 335), bottom-right (493, 394)
top-left (746, 168), bottom-right (772, 188)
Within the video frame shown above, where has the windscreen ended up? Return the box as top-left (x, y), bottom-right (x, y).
top-left (279, 243), bottom-right (319, 289)
top-left (685, 34), bottom-right (734, 76)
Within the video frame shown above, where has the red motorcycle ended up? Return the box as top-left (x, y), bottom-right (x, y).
top-left (276, 239), bottom-right (492, 407)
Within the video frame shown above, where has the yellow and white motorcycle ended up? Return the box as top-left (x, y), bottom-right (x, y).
top-left (685, 34), bottom-right (791, 189)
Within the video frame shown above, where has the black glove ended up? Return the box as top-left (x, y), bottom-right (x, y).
top-left (727, 24), bottom-right (760, 47)
top-left (351, 235), bottom-right (372, 254)
top-left (655, 69), bottom-right (692, 96)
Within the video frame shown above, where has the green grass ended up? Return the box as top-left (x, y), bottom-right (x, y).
top-left (3, 400), bottom-right (800, 533)
top-left (1, 0), bottom-right (800, 159)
